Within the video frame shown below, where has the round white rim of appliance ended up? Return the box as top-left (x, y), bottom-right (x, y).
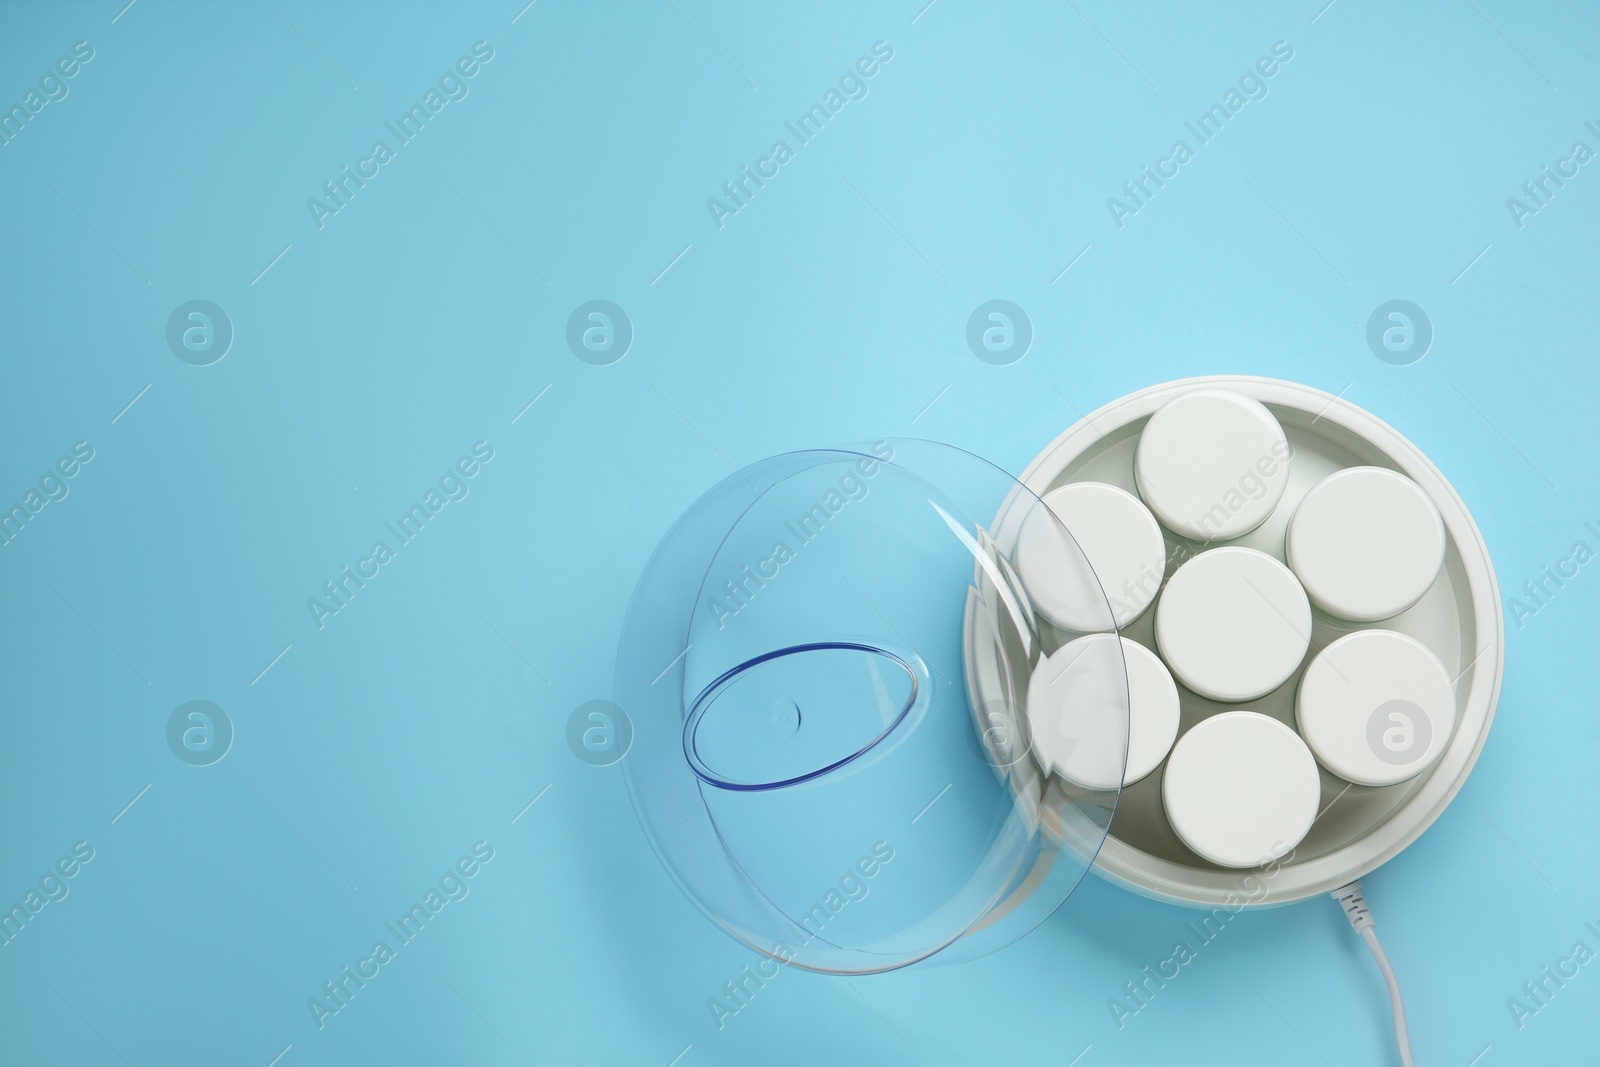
top-left (1287, 466), bottom-right (1446, 622)
top-left (1015, 482), bottom-right (1167, 632)
top-left (1134, 388), bottom-right (1292, 541)
top-left (1162, 711), bottom-right (1321, 868)
top-left (1296, 629), bottom-right (1455, 786)
top-left (1027, 634), bottom-right (1180, 790)
top-left (1155, 547), bottom-right (1312, 702)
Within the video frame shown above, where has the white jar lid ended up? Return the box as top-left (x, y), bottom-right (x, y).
top-left (1296, 629), bottom-right (1455, 786)
top-left (1027, 634), bottom-right (1180, 789)
top-left (1135, 388), bottom-right (1291, 541)
top-left (1287, 466), bottom-right (1446, 622)
top-left (1015, 481), bottom-right (1167, 632)
top-left (1162, 711), bottom-right (1321, 868)
top-left (1154, 547), bottom-right (1311, 702)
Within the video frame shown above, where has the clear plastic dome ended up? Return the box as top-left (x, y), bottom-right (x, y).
top-left (617, 440), bottom-right (1129, 974)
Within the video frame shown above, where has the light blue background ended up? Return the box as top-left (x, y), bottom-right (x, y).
top-left (1, 1), bottom-right (1596, 1064)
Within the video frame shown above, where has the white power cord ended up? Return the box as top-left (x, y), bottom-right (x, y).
top-left (1331, 880), bottom-right (1415, 1067)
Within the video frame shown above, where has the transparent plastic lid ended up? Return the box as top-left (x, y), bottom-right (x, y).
top-left (617, 440), bottom-right (1129, 974)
